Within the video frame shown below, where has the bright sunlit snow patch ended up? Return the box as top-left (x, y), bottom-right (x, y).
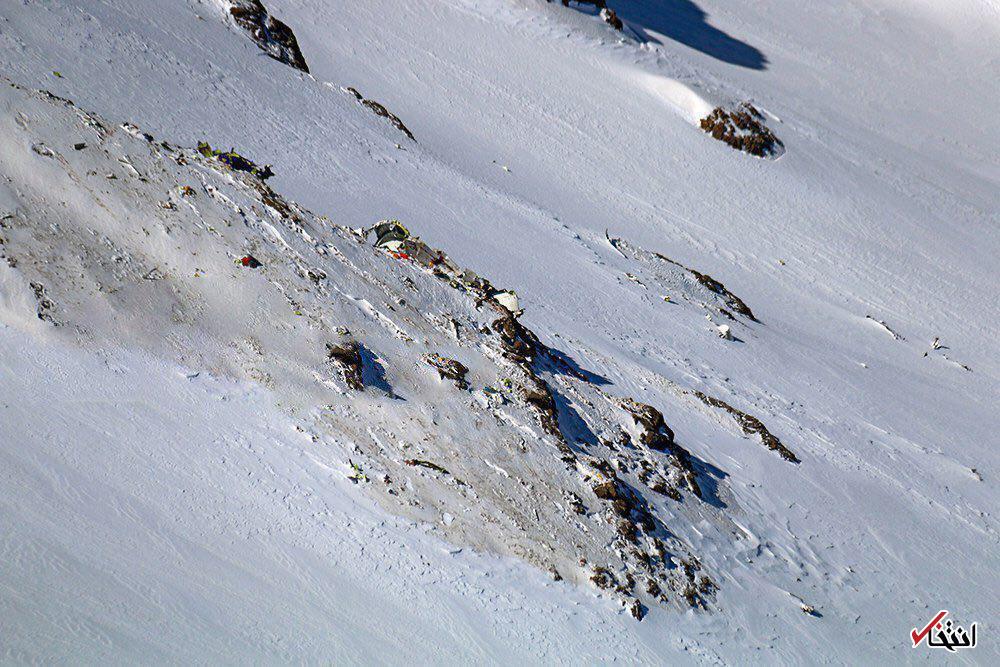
top-left (630, 69), bottom-right (714, 123)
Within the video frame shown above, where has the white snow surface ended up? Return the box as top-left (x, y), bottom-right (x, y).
top-left (1, 0), bottom-right (998, 663)
top-left (0, 323), bottom-right (687, 664)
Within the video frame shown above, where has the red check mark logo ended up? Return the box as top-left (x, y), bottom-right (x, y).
top-left (912, 610), bottom-right (948, 648)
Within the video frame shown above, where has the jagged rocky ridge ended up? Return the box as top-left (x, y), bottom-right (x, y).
top-left (343, 87), bottom-right (415, 141)
top-left (225, 0), bottom-right (310, 73)
top-left (607, 233), bottom-right (758, 323)
top-left (692, 391), bottom-right (800, 463)
top-left (222, 3), bottom-right (415, 143)
top-left (0, 80), bottom-right (797, 618)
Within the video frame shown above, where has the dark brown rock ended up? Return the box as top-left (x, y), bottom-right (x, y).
top-left (326, 340), bottom-right (364, 390)
top-left (229, 1), bottom-right (309, 72)
top-left (592, 480), bottom-right (619, 501)
top-left (492, 314), bottom-right (539, 365)
top-left (424, 354), bottom-right (469, 389)
top-left (699, 103), bottom-right (782, 157)
top-left (693, 391), bottom-right (800, 463)
top-left (345, 87), bottom-right (415, 141)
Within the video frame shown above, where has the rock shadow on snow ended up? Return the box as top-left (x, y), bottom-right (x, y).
top-left (550, 387), bottom-right (601, 450)
top-left (542, 345), bottom-right (612, 386)
top-left (571, 0), bottom-right (768, 70)
top-left (358, 344), bottom-right (402, 399)
top-left (686, 453), bottom-right (728, 509)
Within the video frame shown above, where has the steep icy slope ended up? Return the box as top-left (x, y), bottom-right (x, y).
top-left (1, 0), bottom-right (998, 662)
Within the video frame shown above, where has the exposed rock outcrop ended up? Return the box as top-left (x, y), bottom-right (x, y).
top-left (327, 340), bottom-right (364, 390)
top-left (227, 1), bottom-right (309, 72)
top-left (699, 102), bottom-right (782, 157)
top-left (1, 79), bottom-right (797, 621)
top-left (344, 87), bottom-right (415, 141)
top-left (600, 8), bottom-right (623, 31)
top-left (693, 391), bottom-right (799, 463)
top-left (606, 232), bottom-right (758, 323)
top-left (623, 399), bottom-right (701, 499)
top-left (424, 353), bottom-right (469, 389)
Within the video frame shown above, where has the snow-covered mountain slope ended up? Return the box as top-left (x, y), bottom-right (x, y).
top-left (1, 0), bottom-right (998, 662)
top-left (2, 80), bottom-right (743, 617)
top-left (1, 324), bottom-right (693, 664)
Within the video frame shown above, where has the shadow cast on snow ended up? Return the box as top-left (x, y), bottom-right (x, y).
top-left (568, 0), bottom-right (768, 70)
top-left (358, 344), bottom-right (403, 400)
top-left (687, 451), bottom-right (728, 509)
top-left (542, 345), bottom-right (612, 386)
top-left (550, 386), bottom-right (601, 450)
top-left (546, 380), bottom-right (729, 510)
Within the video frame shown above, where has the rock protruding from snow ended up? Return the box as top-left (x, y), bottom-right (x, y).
top-left (424, 353), bottom-right (470, 390)
top-left (0, 79), bottom-right (765, 619)
top-left (600, 8), bottom-right (623, 31)
top-left (327, 340), bottom-right (365, 390)
top-left (700, 103), bottom-right (782, 157)
top-left (227, 1), bottom-right (309, 73)
top-left (693, 390), bottom-right (800, 463)
top-left (344, 87), bottom-right (416, 141)
top-left (606, 232), bottom-right (758, 322)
